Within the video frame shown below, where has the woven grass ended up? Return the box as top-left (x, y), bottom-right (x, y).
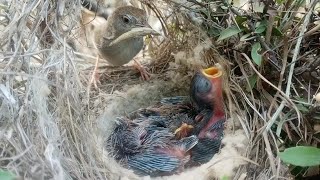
top-left (1, 0), bottom-right (320, 179)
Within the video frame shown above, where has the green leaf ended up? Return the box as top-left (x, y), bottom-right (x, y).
top-left (208, 28), bottom-right (220, 37)
top-left (255, 24), bottom-right (267, 34)
top-left (235, 16), bottom-right (247, 25)
top-left (251, 42), bottom-right (262, 66)
top-left (279, 146), bottom-right (320, 167)
top-left (220, 5), bottom-right (228, 10)
top-left (276, 0), bottom-right (285, 4)
top-left (221, 175), bottom-right (230, 180)
top-left (240, 33), bottom-right (252, 41)
top-left (295, 104), bottom-right (309, 113)
top-left (246, 74), bottom-right (258, 91)
top-left (0, 170), bottom-right (15, 180)
top-left (272, 27), bottom-right (283, 36)
top-left (276, 112), bottom-right (293, 137)
top-left (217, 27), bottom-right (242, 41)
top-left (293, 96), bottom-right (308, 103)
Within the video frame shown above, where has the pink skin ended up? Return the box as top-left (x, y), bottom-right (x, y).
top-left (198, 72), bottom-right (225, 139)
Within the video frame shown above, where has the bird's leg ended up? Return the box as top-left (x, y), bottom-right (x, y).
top-left (89, 56), bottom-right (101, 89)
top-left (194, 109), bottom-right (211, 122)
top-left (133, 59), bottom-right (151, 81)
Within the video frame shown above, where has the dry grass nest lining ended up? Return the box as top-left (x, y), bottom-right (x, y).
top-left (1, 0), bottom-right (320, 179)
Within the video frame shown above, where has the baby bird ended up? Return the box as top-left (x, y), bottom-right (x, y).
top-left (108, 117), bottom-right (198, 177)
top-left (87, 5), bottom-right (159, 86)
top-left (130, 67), bottom-right (226, 165)
top-left (106, 66), bottom-right (226, 176)
top-left (188, 67), bottom-right (226, 165)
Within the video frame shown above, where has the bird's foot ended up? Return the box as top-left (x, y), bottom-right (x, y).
top-left (133, 59), bottom-right (151, 81)
top-left (89, 69), bottom-right (101, 89)
top-left (89, 56), bottom-right (101, 89)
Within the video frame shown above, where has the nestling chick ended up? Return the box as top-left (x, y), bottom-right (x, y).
top-left (106, 66), bottom-right (226, 176)
top-left (129, 67), bottom-right (226, 165)
top-left (108, 117), bottom-right (198, 177)
top-left (188, 67), bottom-right (226, 165)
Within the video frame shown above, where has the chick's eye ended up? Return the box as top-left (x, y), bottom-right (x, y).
top-left (122, 15), bottom-right (131, 24)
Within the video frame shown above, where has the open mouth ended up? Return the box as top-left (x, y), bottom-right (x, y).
top-left (202, 66), bottom-right (222, 79)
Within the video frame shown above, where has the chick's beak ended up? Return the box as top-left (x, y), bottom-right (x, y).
top-left (201, 66), bottom-right (222, 80)
top-left (174, 123), bottom-right (194, 139)
top-left (201, 66), bottom-right (223, 98)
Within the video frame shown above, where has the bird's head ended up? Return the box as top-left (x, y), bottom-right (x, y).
top-left (190, 66), bottom-right (223, 112)
top-left (190, 66), bottom-right (226, 139)
top-left (110, 6), bottom-right (151, 36)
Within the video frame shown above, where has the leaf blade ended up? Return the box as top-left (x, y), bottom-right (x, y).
top-left (279, 146), bottom-right (320, 167)
top-left (251, 42), bottom-right (262, 66)
top-left (217, 27), bottom-right (242, 41)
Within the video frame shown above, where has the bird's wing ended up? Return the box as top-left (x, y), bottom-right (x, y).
top-left (128, 108), bottom-right (161, 119)
top-left (206, 119), bottom-right (225, 133)
top-left (189, 138), bottom-right (222, 164)
top-left (128, 152), bottom-right (182, 176)
top-left (93, 25), bottom-right (115, 49)
top-left (174, 135), bottom-right (199, 152)
top-left (128, 135), bottom-right (198, 176)
top-left (160, 96), bottom-right (190, 105)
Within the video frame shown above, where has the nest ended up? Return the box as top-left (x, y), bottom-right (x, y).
top-left (1, 0), bottom-right (320, 179)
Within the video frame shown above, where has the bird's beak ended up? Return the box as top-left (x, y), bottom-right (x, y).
top-left (201, 66), bottom-right (222, 80)
top-left (144, 23), bottom-right (153, 29)
top-left (200, 66), bottom-right (223, 99)
top-left (135, 22), bottom-right (152, 29)
top-left (108, 26), bottom-right (160, 46)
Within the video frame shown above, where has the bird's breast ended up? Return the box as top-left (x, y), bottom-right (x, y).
top-left (99, 37), bottom-right (144, 66)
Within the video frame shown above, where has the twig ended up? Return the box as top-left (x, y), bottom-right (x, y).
top-left (305, 23), bottom-right (320, 37)
top-left (263, 131), bottom-right (277, 175)
top-left (241, 53), bottom-right (294, 107)
top-left (266, 0), bottom-right (318, 133)
top-left (265, 12), bottom-right (275, 44)
top-left (224, 0), bottom-right (281, 70)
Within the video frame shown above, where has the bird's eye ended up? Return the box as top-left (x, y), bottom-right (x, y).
top-left (122, 15), bottom-right (131, 24)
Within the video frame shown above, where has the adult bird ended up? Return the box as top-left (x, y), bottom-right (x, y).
top-left (106, 66), bottom-right (226, 176)
top-left (80, 4), bottom-right (160, 87)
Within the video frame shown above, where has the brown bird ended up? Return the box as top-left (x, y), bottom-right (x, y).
top-left (84, 5), bottom-right (159, 87)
